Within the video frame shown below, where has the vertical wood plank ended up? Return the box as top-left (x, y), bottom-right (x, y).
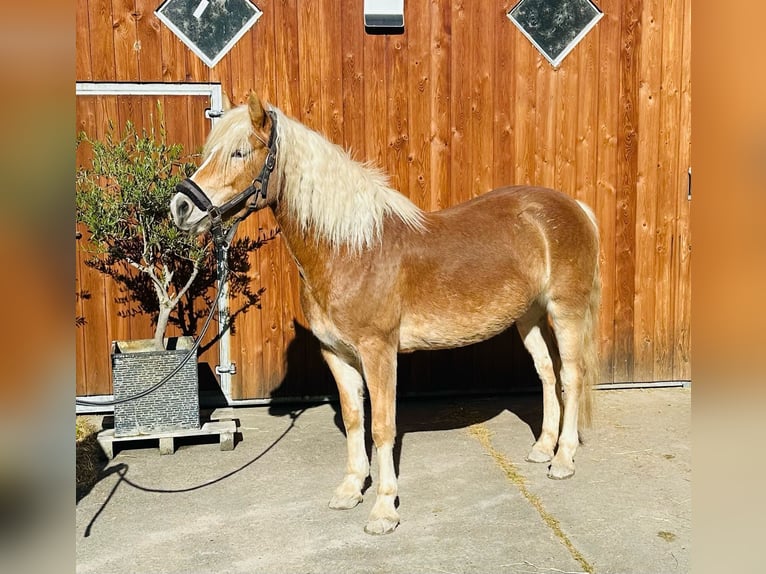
top-left (363, 30), bottom-right (387, 168)
top-left (275, 0), bottom-right (302, 117)
top-left (226, 11), bottom-right (255, 102)
top-left (405, 0), bottom-right (430, 209)
top-left (594, 0), bottom-right (621, 383)
top-left (77, 257), bottom-right (112, 394)
top-left (111, 0), bottom-right (140, 81)
top-left (513, 20), bottom-right (536, 186)
top-left (76, 96), bottom-right (96, 395)
top-left (534, 61), bottom-right (556, 188)
top-left (297, 0), bottom-right (323, 130)
top-left (429, 0), bottom-right (451, 212)
top-left (257, 0), bottom-right (279, 101)
top-left (76, 0), bottom-right (93, 80)
top-left (88, 0), bottom-right (117, 80)
top-left (672, 0), bottom-right (692, 381)
top-left (575, 28), bottom-right (599, 215)
top-left (613, 0), bottom-right (642, 382)
top-left (633, 0), bottom-right (662, 381)
top-left (493, 2), bottom-right (516, 189)
top-left (134, 0), bottom-right (164, 81)
top-left (386, 31), bottom-right (409, 194)
top-left (258, 215), bottom-right (287, 392)
top-left (318, 0), bottom-right (344, 146)
top-left (232, 218), bottom-right (265, 398)
top-left (653, 0), bottom-right (684, 381)
top-left (341, 0), bottom-right (366, 158)
top-left (555, 54), bottom-right (579, 199)
top-left (449, 0), bottom-right (470, 206)
top-left (469, 0), bottom-right (494, 197)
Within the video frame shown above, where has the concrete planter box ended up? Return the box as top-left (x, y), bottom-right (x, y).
top-left (111, 336), bottom-right (200, 437)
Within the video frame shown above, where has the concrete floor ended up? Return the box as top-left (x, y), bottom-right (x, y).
top-left (76, 387), bottom-right (690, 574)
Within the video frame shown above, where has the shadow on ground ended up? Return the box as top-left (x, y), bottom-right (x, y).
top-left (267, 323), bottom-right (546, 481)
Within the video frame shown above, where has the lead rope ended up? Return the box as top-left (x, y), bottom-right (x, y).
top-left (75, 221), bottom-right (241, 408)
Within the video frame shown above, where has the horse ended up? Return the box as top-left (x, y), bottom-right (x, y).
top-left (170, 93), bottom-right (601, 535)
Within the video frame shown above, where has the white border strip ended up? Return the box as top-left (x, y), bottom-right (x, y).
top-left (76, 381), bottom-right (692, 414)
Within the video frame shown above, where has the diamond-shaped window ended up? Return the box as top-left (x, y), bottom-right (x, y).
top-left (156, 0), bottom-right (263, 68)
top-left (508, 0), bottom-right (603, 68)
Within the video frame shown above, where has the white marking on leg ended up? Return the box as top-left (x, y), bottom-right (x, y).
top-left (323, 349), bottom-right (369, 509)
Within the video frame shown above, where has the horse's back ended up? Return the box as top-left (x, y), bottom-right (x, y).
top-left (442, 185), bottom-right (599, 276)
top-left (416, 185), bottom-right (597, 266)
top-left (433, 185), bottom-right (591, 227)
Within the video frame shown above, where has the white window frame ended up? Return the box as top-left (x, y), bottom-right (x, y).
top-left (75, 82), bottom-right (234, 412)
top-left (155, 0), bottom-right (263, 68)
top-left (507, 0), bottom-right (603, 68)
top-left (75, 82), bottom-right (225, 122)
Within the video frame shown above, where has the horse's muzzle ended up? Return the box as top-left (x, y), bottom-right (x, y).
top-left (169, 192), bottom-right (209, 232)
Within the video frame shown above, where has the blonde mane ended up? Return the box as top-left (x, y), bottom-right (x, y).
top-left (271, 109), bottom-right (425, 251)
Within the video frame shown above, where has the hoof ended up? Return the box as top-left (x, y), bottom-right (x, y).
top-left (547, 464), bottom-right (575, 480)
top-left (525, 447), bottom-right (553, 464)
top-left (329, 493), bottom-right (363, 510)
top-left (364, 516), bottom-right (399, 535)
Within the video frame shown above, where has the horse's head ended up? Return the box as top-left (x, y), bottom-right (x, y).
top-left (170, 93), bottom-right (278, 236)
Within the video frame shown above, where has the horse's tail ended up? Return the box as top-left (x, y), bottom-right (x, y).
top-left (577, 200), bottom-right (601, 431)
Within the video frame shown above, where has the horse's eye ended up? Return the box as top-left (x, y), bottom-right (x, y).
top-left (231, 149), bottom-right (248, 159)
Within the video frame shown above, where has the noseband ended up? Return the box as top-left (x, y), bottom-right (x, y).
top-left (175, 110), bottom-right (278, 245)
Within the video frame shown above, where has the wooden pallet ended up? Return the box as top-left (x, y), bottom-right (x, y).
top-left (97, 420), bottom-right (237, 459)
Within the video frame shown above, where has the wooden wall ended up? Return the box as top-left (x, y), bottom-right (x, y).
top-left (76, 0), bottom-right (691, 399)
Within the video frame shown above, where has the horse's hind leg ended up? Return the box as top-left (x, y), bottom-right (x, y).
top-left (546, 309), bottom-right (587, 479)
top-left (322, 348), bottom-right (369, 510)
top-left (517, 311), bottom-right (561, 464)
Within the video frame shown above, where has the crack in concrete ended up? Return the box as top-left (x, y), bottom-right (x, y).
top-left (467, 423), bottom-right (594, 574)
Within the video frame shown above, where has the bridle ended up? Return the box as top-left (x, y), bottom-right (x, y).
top-left (174, 109), bottom-right (278, 248)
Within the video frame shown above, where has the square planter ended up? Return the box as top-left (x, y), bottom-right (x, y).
top-left (111, 336), bottom-right (200, 437)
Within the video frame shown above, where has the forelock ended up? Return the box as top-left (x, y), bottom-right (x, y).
top-left (201, 106), bottom-right (254, 173)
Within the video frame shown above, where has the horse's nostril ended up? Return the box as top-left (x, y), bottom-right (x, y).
top-left (174, 196), bottom-right (190, 220)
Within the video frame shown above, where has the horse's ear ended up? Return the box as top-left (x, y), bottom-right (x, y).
top-left (221, 92), bottom-right (233, 112)
top-left (248, 92), bottom-right (267, 128)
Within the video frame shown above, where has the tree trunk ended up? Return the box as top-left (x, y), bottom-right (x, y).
top-left (153, 304), bottom-right (173, 350)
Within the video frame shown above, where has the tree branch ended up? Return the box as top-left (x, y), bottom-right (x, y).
top-left (169, 263), bottom-right (202, 310)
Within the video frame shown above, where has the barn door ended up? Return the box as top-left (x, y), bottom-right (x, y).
top-left (75, 86), bottom-right (222, 400)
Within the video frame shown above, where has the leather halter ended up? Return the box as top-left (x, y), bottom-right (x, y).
top-left (175, 110), bottom-right (278, 246)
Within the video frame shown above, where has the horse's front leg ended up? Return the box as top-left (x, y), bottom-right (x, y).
top-left (322, 348), bottom-right (369, 510)
top-left (358, 338), bottom-right (399, 535)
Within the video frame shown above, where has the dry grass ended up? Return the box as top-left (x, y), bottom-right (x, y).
top-left (76, 417), bottom-right (103, 497)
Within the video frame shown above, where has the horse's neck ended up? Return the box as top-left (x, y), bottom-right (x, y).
top-left (271, 203), bottom-right (335, 291)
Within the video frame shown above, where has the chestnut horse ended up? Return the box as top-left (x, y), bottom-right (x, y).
top-left (170, 94), bottom-right (601, 535)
